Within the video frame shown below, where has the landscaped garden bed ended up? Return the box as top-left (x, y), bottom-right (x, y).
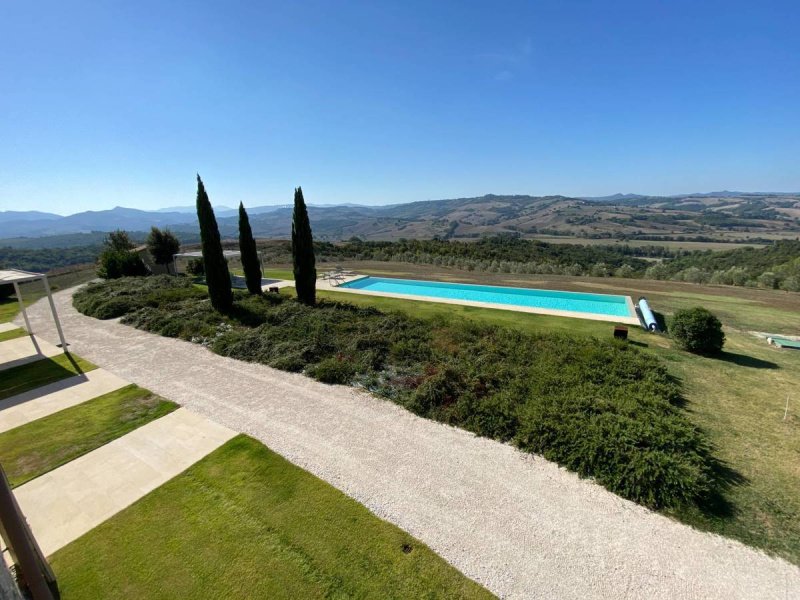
top-left (74, 275), bottom-right (719, 511)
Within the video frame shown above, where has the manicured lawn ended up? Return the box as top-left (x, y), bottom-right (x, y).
top-left (316, 288), bottom-right (618, 338)
top-left (262, 268), bottom-right (294, 280)
top-left (0, 354), bottom-right (96, 401)
top-left (231, 267), bottom-right (295, 281)
top-left (0, 327), bottom-right (27, 342)
top-left (51, 435), bottom-right (493, 599)
top-left (0, 385), bottom-right (177, 487)
top-left (0, 298), bottom-right (22, 323)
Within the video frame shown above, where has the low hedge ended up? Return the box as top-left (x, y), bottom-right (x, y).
top-left (74, 276), bottom-right (716, 509)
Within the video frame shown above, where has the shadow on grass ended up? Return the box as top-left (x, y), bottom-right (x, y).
top-left (228, 295), bottom-right (285, 328)
top-left (698, 459), bottom-right (749, 519)
top-left (653, 310), bottom-right (669, 334)
top-left (716, 351), bottom-right (779, 369)
top-left (0, 353), bottom-right (88, 402)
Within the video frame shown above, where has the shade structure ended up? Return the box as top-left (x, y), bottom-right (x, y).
top-left (0, 269), bottom-right (67, 350)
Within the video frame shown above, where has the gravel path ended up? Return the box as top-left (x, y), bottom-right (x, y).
top-left (18, 289), bottom-right (800, 599)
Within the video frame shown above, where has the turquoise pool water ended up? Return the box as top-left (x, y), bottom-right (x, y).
top-left (340, 277), bottom-right (633, 318)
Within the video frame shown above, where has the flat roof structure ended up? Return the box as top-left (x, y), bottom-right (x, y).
top-left (173, 251), bottom-right (242, 259)
top-left (1, 269), bottom-right (68, 350)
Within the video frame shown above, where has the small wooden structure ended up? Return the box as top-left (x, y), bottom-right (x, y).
top-left (613, 325), bottom-right (629, 340)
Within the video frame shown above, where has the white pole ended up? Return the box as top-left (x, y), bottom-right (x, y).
top-left (12, 281), bottom-right (32, 335)
top-left (41, 276), bottom-right (68, 350)
top-left (784, 394), bottom-right (790, 422)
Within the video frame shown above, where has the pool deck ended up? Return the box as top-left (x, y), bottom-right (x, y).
top-left (318, 274), bottom-right (641, 325)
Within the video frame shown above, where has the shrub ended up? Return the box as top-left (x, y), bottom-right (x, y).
top-left (74, 275), bottom-right (201, 319)
top-left (670, 307), bottom-right (725, 355)
top-left (307, 356), bottom-right (356, 384)
top-left (186, 258), bottom-right (204, 276)
top-left (97, 248), bottom-right (148, 279)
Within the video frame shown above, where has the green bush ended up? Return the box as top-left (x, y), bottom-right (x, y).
top-left (75, 276), bottom-right (718, 509)
top-left (186, 258), bottom-right (204, 276)
top-left (307, 356), bottom-right (357, 384)
top-left (670, 307), bottom-right (725, 355)
top-left (97, 249), bottom-right (148, 279)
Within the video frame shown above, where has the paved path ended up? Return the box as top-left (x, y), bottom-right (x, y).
top-left (17, 290), bottom-right (800, 599)
top-left (0, 369), bottom-right (128, 433)
top-left (0, 323), bottom-right (19, 333)
top-left (12, 408), bottom-right (236, 556)
top-left (0, 336), bottom-right (62, 371)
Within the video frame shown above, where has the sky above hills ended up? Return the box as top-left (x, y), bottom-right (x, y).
top-left (2, 1), bottom-right (799, 214)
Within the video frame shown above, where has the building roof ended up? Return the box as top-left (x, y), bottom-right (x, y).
top-left (0, 269), bottom-right (47, 284)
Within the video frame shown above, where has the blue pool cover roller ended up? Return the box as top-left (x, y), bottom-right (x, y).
top-left (638, 297), bottom-right (659, 332)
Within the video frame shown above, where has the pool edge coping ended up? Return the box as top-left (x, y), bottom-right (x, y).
top-left (320, 276), bottom-right (641, 326)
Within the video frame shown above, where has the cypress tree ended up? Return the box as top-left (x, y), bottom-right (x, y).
top-left (196, 175), bottom-right (233, 312)
top-left (291, 186), bottom-right (316, 305)
top-left (238, 202), bottom-right (262, 295)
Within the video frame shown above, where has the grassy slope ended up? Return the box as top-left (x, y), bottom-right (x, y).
top-left (311, 263), bottom-right (800, 564)
top-left (0, 385), bottom-right (177, 487)
top-left (51, 435), bottom-right (493, 599)
top-left (0, 354), bottom-right (97, 401)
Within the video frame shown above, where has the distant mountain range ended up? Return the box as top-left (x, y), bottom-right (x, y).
top-left (1, 192), bottom-right (799, 244)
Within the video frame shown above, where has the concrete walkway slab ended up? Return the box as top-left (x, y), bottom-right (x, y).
top-left (0, 369), bottom-right (129, 433)
top-left (0, 323), bottom-right (19, 333)
top-left (0, 335), bottom-right (62, 371)
top-left (12, 408), bottom-right (236, 557)
top-left (16, 288), bottom-right (800, 599)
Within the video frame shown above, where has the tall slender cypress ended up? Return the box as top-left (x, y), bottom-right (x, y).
top-left (196, 175), bottom-right (233, 312)
top-left (238, 202), bottom-right (262, 295)
top-left (291, 186), bottom-right (316, 305)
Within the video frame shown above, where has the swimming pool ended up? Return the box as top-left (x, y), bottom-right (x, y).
top-left (338, 276), bottom-right (636, 320)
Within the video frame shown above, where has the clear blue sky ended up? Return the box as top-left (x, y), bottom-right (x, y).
top-left (2, 1), bottom-right (798, 214)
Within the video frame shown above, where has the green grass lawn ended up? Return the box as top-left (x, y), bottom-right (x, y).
top-left (51, 435), bottom-right (493, 599)
top-left (262, 268), bottom-right (294, 280)
top-left (308, 277), bottom-right (800, 564)
top-left (230, 267), bottom-right (295, 280)
top-left (0, 385), bottom-right (177, 487)
top-left (0, 354), bottom-right (96, 401)
top-left (0, 327), bottom-right (27, 342)
top-left (0, 298), bottom-right (23, 323)
top-left (316, 288), bottom-right (618, 338)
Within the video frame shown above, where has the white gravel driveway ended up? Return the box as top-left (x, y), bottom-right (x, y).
top-left (17, 289), bottom-right (800, 599)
